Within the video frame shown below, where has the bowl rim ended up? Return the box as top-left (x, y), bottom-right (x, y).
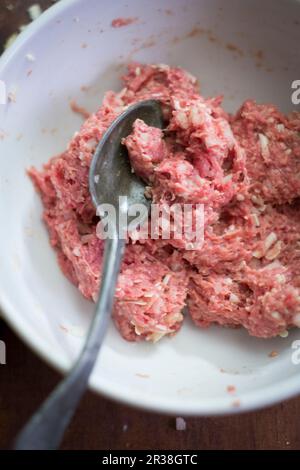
top-left (0, 0), bottom-right (300, 416)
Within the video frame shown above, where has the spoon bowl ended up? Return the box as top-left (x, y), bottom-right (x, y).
top-left (89, 99), bottom-right (163, 230)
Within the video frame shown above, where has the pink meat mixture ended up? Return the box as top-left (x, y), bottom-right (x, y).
top-left (29, 63), bottom-right (300, 342)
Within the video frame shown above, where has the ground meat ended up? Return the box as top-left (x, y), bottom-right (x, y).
top-left (114, 255), bottom-right (188, 342)
top-left (123, 119), bottom-right (167, 182)
top-left (29, 63), bottom-right (300, 342)
top-left (231, 100), bottom-right (300, 205)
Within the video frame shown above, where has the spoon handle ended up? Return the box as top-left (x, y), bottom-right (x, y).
top-left (14, 236), bottom-right (125, 450)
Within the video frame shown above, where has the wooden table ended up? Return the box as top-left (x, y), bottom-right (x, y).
top-left (0, 0), bottom-right (300, 451)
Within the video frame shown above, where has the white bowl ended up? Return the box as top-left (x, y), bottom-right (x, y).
top-left (0, 0), bottom-right (300, 415)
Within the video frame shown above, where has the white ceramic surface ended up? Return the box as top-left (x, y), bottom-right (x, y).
top-left (0, 0), bottom-right (300, 415)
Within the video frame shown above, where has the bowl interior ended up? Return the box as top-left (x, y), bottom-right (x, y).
top-left (0, 0), bottom-right (300, 414)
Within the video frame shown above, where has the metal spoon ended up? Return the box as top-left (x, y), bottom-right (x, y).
top-left (14, 99), bottom-right (163, 450)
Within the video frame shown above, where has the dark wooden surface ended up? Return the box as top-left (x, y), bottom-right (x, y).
top-left (0, 0), bottom-right (300, 451)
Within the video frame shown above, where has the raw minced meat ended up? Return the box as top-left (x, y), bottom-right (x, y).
top-left (231, 100), bottom-right (300, 205)
top-left (114, 253), bottom-right (188, 342)
top-left (29, 62), bottom-right (300, 342)
top-left (187, 204), bottom-right (300, 337)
